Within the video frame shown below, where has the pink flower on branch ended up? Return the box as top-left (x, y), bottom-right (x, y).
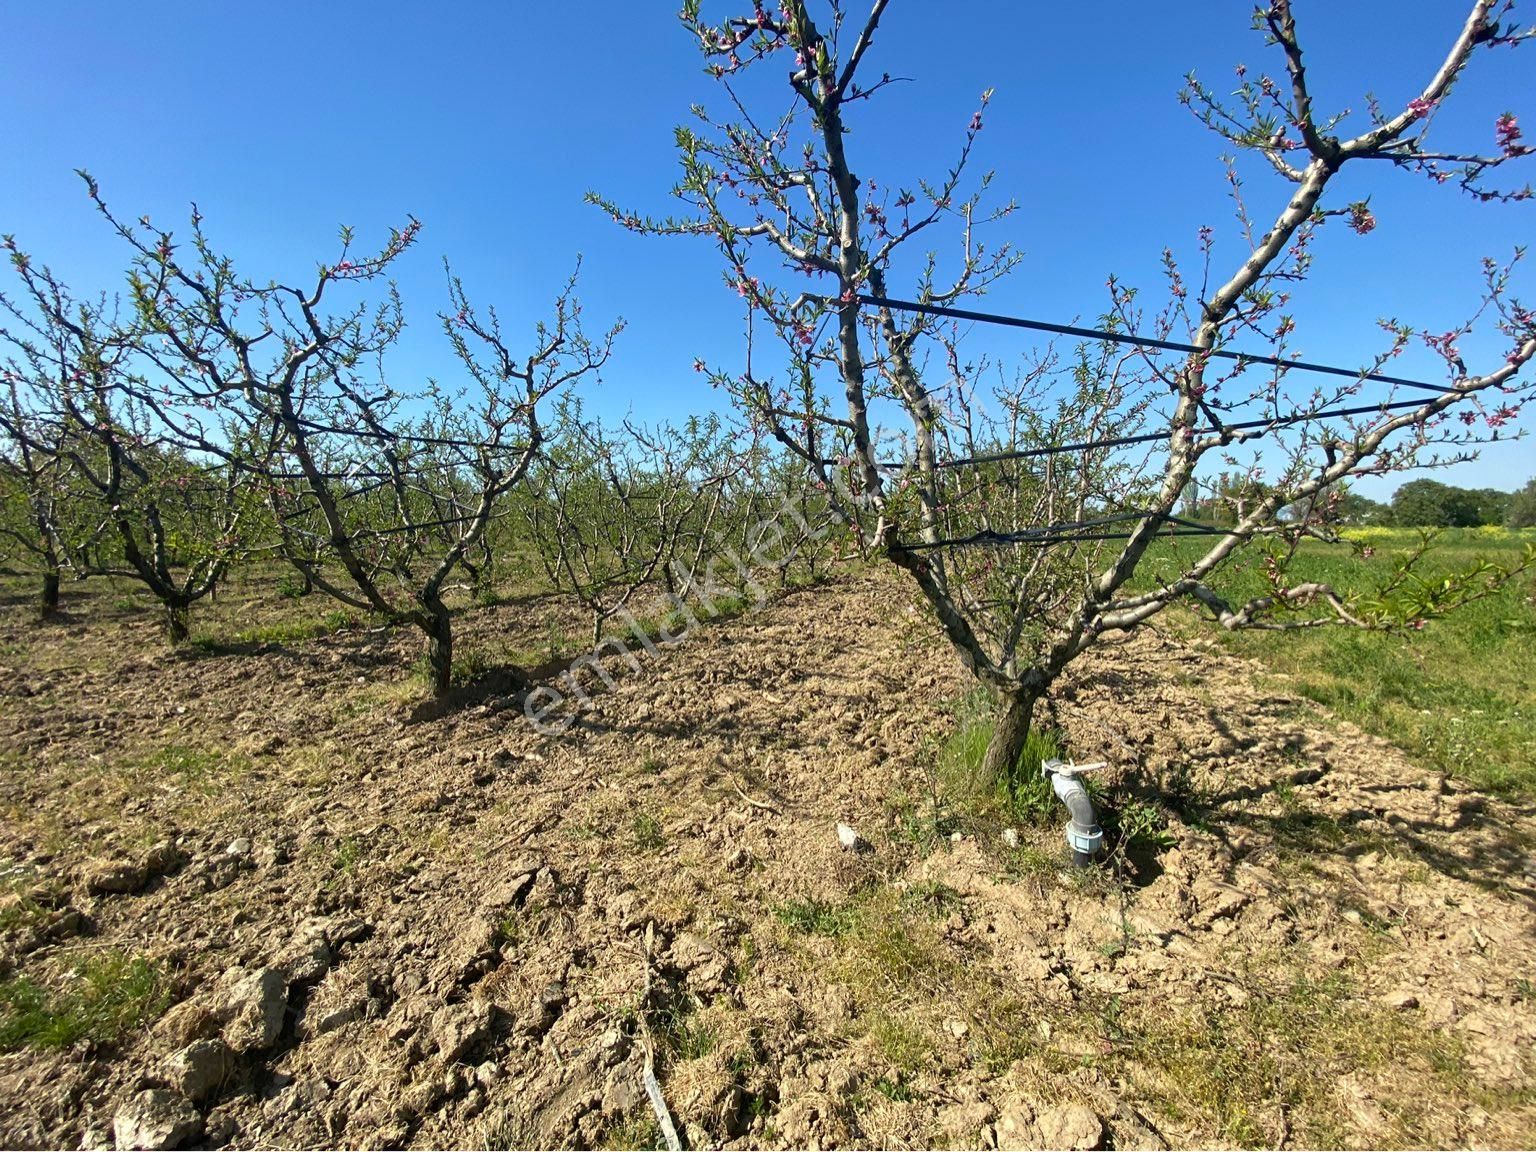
top-left (1495, 112), bottom-right (1525, 157)
top-left (1346, 202), bottom-right (1376, 234)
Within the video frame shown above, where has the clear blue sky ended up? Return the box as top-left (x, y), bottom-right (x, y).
top-left (2, 1), bottom-right (1532, 499)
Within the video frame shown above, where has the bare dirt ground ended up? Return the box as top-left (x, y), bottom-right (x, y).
top-left (1, 568), bottom-right (1534, 1150)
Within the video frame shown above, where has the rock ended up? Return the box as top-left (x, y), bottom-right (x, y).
top-left (113, 1089), bottom-right (202, 1150)
top-left (142, 841), bottom-right (186, 878)
top-left (995, 1101), bottom-right (1036, 1150)
top-left (1381, 989), bottom-right (1419, 1011)
top-left (429, 1001), bottom-right (493, 1064)
top-left (670, 932), bottom-right (715, 973)
top-left (944, 1017), bottom-right (970, 1040)
top-left (519, 981), bottom-right (566, 1037)
top-left (718, 1084), bottom-right (751, 1139)
top-left (163, 1039), bottom-right (234, 1103)
top-left (601, 1065), bottom-right (644, 1115)
top-left (836, 823), bottom-right (865, 851)
top-left (939, 1101), bottom-right (996, 1140)
top-left (1002, 828), bottom-right (1020, 849)
top-left (276, 921), bottom-right (334, 984)
top-left (85, 859), bottom-right (149, 896)
top-left (225, 838), bottom-right (253, 858)
top-left (151, 1001), bottom-right (221, 1048)
top-left (311, 997), bottom-right (368, 1036)
top-left (216, 968), bottom-right (288, 1053)
top-left (598, 1029), bottom-right (630, 1068)
top-left (1036, 1103), bottom-right (1105, 1151)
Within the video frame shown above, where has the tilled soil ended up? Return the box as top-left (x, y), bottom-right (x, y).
top-left (0, 570), bottom-right (1533, 1150)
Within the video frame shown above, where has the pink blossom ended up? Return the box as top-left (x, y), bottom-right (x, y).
top-left (1496, 112), bottom-right (1524, 157)
top-left (1407, 97), bottom-right (1436, 119)
top-left (1347, 202), bottom-right (1376, 235)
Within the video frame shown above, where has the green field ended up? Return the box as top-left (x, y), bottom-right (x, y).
top-left (1142, 527), bottom-right (1536, 798)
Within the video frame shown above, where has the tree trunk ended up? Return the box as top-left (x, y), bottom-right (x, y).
top-left (423, 601), bottom-right (453, 698)
top-left (165, 600), bottom-right (191, 646)
top-left (980, 687), bottom-right (1040, 792)
top-left (39, 568), bottom-right (60, 620)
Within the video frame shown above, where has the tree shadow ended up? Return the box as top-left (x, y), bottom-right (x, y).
top-left (407, 665), bottom-right (531, 725)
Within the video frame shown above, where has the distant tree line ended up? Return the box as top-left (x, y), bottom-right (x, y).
top-left (1360, 478), bottom-right (1534, 529)
top-left (1182, 473), bottom-right (1535, 530)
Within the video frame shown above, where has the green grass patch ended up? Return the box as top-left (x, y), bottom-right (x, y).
top-left (195, 608), bottom-right (360, 650)
top-left (773, 897), bottom-right (859, 937)
top-left (117, 743), bottom-right (247, 795)
top-left (938, 689), bottom-right (1062, 826)
top-left (1143, 528), bottom-right (1536, 798)
top-left (1109, 965), bottom-right (1519, 1147)
top-left (600, 1113), bottom-right (664, 1150)
top-left (0, 952), bottom-right (168, 1051)
top-left (630, 812), bottom-right (665, 851)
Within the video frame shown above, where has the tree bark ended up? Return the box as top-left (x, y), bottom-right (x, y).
top-left (980, 687), bottom-right (1040, 792)
top-left (165, 600), bottom-right (191, 646)
top-left (423, 597), bottom-right (454, 698)
top-left (39, 568), bottom-right (60, 620)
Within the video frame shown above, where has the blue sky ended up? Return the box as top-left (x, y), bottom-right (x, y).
top-left (2, 1), bottom-right (1532, 499)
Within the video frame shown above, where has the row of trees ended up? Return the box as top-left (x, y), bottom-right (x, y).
top-left (1377, 477), bottom-right (1535, 528)
top-left (4, 1), bottom-right (1535, 795)
top-left (1181, 474), bottom-right (1536, 528)
top-left (598, 0), bottom-right (1536, 785)
top-left (0, 199), bottom-right (842, 694)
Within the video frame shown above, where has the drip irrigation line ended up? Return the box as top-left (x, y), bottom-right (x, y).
top-left (901, 511), bottom-right (1228, 552)
top-left (874, 396), bottom-right (1429, 471)
top-left (857, 294), bottom-right (1455, 396)
top-left (294, 416), bottom-right (532, 453)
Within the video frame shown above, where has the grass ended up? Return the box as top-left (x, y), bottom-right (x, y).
top-left (771, 870), bottom-right (1524, 1146)
top-left (601, 1114), bottom-right (663, 1150)
top-left (0, 952), bottom-right (168, 1051)
top-left (1140, 527), bottom-right (1536, 797)
top-left (630, 812), bottom-right (665, 851)
top-left (119, 743), bottom-right (247, 796)
top-left (197, 608), bottom-right (361, 649)
top-left (938, 689), bottom-right (1062, 827)
top-left (1107, 963), bottom-right (1522, 1148)
top-left (773, 897), bottom-right (860, 937)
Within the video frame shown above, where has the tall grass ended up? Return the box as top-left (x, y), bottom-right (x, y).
top-left (1141, 527), bottom-right (1536, 797)
top-left (939, 689), bottom-right (1062, 824)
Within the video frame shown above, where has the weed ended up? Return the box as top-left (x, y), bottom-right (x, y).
top-left (869, 1015), bottom-right (934, 1073)
top-left (332, 836), bottom-right (363, 873)
top-left (655, 996), bottom-right (716, 1061)
top-left (198, 609), bottom-right (360, 649)
top-left (601, 1113), bottom-right (663, 1150)
top-left (900, 879), bottom-right (963, 919)
top-left (638, 754), bottom-right (665, 776)
top-left (0, 952), bottom-right (167, 1051)
top-left (774, 898), bottom-right (858, 937)
top-left (631, 812), bottom-right (665, 851)
top-left (117, 743), bottom-right (245, 797)
top-left (937, 689), bottom-right (1062, 827)
top-left (1104, 797), bottom-right (1179, 851)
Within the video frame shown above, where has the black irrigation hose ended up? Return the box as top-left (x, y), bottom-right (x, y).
top-left (858, 294), bottom-right (1456, 396)
top-left (901, 511), bottom-right (1230, 552)
top-left (874, 396), bottom-right (1431, 471)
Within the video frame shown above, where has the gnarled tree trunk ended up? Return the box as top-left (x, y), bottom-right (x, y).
top-left (39, 567), bottom-right (60, 620)
top-left (980, 686), bottom-right (1042, 793)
